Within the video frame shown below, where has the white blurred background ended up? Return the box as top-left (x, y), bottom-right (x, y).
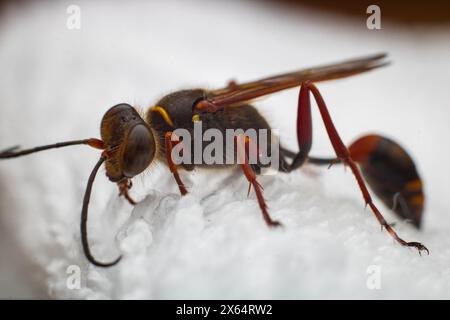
top-left (0, 0), bottom-right (449, 299)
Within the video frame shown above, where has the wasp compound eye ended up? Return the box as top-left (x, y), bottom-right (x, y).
top-left (122, 124), bottom-right (155, 178)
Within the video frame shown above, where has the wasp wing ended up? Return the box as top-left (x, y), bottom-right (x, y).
top-left (205, 53), bottom-right (388, 108)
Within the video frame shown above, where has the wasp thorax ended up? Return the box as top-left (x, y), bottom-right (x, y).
top-left (101, 103), bottom-right (156, 182)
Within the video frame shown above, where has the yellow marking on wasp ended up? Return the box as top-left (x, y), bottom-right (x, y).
top-left (192, 114), bottom-right (201, 122)
top-left (150, 106), bottom-right (174, 128)
top-left (409, 194), bottom-right (424, 206)
top-left (405, 179), bottom-right (422, 192)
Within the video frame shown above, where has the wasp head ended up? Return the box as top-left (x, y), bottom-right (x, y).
top-left (100, 104), bottom-right (156, 182)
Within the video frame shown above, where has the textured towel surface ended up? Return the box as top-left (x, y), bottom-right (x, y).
top-left (0, 0), bottom-right (449, 299)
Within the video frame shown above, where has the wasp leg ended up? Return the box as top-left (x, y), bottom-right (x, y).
top-left (280, 82), bottom-right (314, 172)
top-left (296, 81), bottom-right (428, 254)
top-left (288, 135), bottom-right (425, 229)
top-left (235, 135), bottom-right (281, 228)
top-left (117, 179), bottom-right (137, 205)
top-left (164, 132), bottom-right (188, 196)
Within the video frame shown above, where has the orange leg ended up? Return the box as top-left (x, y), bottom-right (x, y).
top-left (117, 179), bottom-right (137, 205)
top-left (301, 81), bottom-right (428, 254)
top-left (235, 135), bottom-right (281, 227)
top-left (165, 132), bottom-right (188, 196)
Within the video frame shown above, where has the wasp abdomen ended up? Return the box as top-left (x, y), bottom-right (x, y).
top-left (349, 134), bottom-right (424, 228)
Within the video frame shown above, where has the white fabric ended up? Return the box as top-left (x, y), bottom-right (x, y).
top-left (0, 0), bottom-right (449, 299)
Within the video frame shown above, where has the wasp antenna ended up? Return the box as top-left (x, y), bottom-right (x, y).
top-left (81, 155), bottom-right (122, 267)
top-left (0, 138), bottom-right (105, 159)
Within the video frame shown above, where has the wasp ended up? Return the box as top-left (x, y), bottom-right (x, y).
top-left (0, 53), bottom-right (428, 267)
